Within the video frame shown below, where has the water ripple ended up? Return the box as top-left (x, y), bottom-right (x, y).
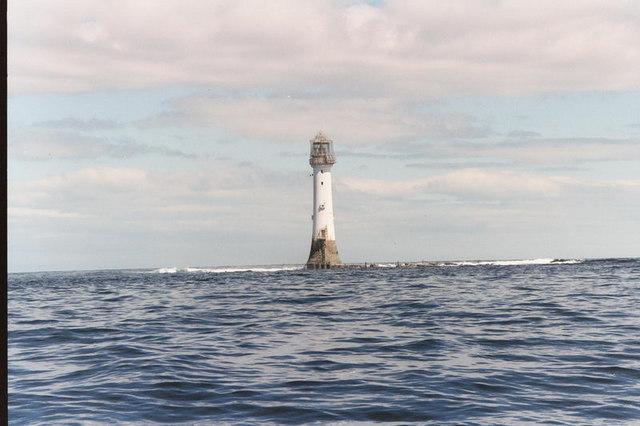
top-left (8, 258), bottom-right (640, 424)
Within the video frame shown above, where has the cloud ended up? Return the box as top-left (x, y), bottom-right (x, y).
top-left (8, 127), bottom-right (197, 160)
top-left (333, 167), bottom-right (640, 262)
top-left (507, 130), bottom-right (542, 139)
top-left (340, 168), bottom-right (640, 201)
top-left (336, 137), bottom-right (640, 169)
top-left (340, 169), bottom-right (568, 199)
top-left (8, 163), bottom-right (313, 270)
top-left (393, 137), bottom-right (640, 166)
top-left (405, 161), bottom-right (513, 170)
top-left (8, 164), bottom-right (640, 271)
top-left (7, 0), bottom-right (640, 271)
top-left (8, 207), bottom-right (91, 219)
top-left (8, 164), bottom-right (306, 228)
top-left (136, 94), bottom-right (492, 144)
top-left (8, 0), bottom-right (640, 95)
top-left (34, 118), bottom-right (121, 131)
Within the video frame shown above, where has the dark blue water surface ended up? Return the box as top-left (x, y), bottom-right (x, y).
top-left (8, 258), bottom-right (640, 424)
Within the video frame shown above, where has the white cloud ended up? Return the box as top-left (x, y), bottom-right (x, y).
top-left (8, 0), bottom-right (640, 95)
top-left (8, 163), bottom-right (312, 270)
top-left (340, 168), bottom-right (640, 200)
top-left (8, 207), bottom-right (91, 219)
top-left (8, 164), bottom-right (640, 271)
top-left (8, 164), bottom-right (307, 232)
top-left (333, 168), bottom-right (640, 263)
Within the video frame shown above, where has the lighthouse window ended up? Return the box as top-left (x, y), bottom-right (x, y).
top-left (321, 181), bottom-right (324, 185)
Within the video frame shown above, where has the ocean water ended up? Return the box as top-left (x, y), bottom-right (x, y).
top-left (8, 258), bottom-right (640, 425)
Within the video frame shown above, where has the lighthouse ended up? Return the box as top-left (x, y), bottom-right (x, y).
top-left (305, 131), bottom-right (343, 269)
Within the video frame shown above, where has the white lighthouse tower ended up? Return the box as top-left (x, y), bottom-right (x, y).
top-left (305, 131), bottom-right (343, 269)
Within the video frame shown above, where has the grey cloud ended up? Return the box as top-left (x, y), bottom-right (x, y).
top-left (110, 143), bottom-right (198, 159)
top-left (8, 128), bottom-right (197, 160)
top-left (507, 130), bottom-right (542, 138)
top-left (405, 161), bottom-right (513, 170)
top-left (534, 165), bottom-right (589, 173)
top-left (300, 136), bottom-right (640, 169)
top-left (626, 123), bottom-right (640, 135)
top-left (34, 118), bottom-right (121, 131)
top-left (134, 93), bottom-right (494, 144)
top-left (389, 137), bottom-right (640, 166)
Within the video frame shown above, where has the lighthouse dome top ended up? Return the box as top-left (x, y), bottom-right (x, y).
top-left (311, 131), bottom-right (332, 143)
top-left (309, 130), bottom-right (337, 166)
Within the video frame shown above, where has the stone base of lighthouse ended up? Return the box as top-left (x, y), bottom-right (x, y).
top-left (305, 238), bottom-right (342, 269)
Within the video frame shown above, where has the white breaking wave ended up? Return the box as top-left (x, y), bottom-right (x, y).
top-left (152, 266), bottom-right (302, 274)
top-left (445, 258), bottom-right (583, 267)
top-left (151, 258), bottom-right (583, 273)
top-left (377, 258), bottom-right (584, 267)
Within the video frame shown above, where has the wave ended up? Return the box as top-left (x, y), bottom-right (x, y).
top-left (379, 258), bottom-right (585, 267)
top-left (452, 258), bottom-right (584, 267)
top-left (152, 265), bottom-right (302, 274)
top-left (152, 259), bottom-right (584, 273)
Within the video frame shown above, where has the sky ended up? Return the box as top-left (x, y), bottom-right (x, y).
top-left (7, 0), bottom-right (640, 272)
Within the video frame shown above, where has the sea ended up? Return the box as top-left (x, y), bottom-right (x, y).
top-left (8, 258), bottom-right (640, 425)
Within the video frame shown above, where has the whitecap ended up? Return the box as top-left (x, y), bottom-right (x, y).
top-left (150, 265), bottom-right (302, 274)
top-left (448, 258), bottom-right (583, 267)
